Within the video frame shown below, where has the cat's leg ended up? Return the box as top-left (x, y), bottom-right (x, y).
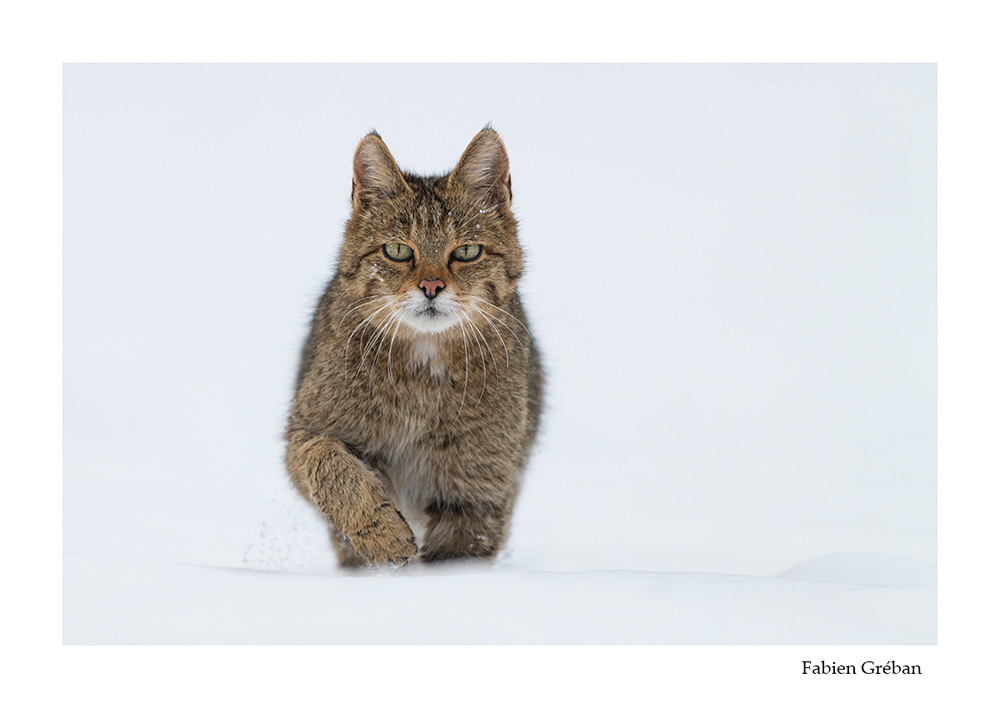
top-left (419, 497), bottom-right (513, 563)
top-left (285, 429), bottom-right (417, 567)
top-left (329, 523), bottom-right (367, 567)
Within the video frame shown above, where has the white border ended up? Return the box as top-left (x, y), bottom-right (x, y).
top-left (3, 0), bottom-right (995, 703)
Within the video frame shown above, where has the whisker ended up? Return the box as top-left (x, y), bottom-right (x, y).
top-left (386, 314), bottom-right (406, 396)
top-left (345, 298), bottom-right (395, 357)
top-left (467, 295), bottom-right (534, 340)
top-left (368, 309), bottom-right (402, 387)
top-left (467, 299), bottom-right (528, 360)
top-left (353, 307), bottom-right (396, 386)
top-left (466, 303), bottom-right (510, 367)
top-left (462, 313), bottom-right (489, 407)
top-left (338, 294), bottom-right (388, 328)
top-left (448, 316), bottom-right (472, 429)
top-left (464, 310), bottom-right (499, 394)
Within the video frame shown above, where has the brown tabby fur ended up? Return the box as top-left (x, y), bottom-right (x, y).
top-left (284, 128), bottom-right (543, 567)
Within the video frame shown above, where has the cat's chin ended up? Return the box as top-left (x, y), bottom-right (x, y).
top-left (401, 310), bottom-right (460, 335)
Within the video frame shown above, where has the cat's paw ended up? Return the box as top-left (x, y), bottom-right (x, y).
top-left (349, 503), bottom-right (418, 567)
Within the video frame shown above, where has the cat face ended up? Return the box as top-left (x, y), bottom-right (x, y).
top-left (336, 129), bottom-right (524, 339)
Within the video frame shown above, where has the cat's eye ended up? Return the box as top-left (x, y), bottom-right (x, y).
top-left (383, 242), bottom-right (414, 262)
top-left (451, 244), bottom-right (482, 262)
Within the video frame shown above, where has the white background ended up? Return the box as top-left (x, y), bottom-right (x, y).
top-left (62, 62), bottom-right (936, 642)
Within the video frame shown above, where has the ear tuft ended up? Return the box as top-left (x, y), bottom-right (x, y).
top-left (351, 132), bottom-right (410, 210)
top-left (448, 128), bottom-right (512, 206)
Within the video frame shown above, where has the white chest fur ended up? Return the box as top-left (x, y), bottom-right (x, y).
top-left (409, 335), bottom-right (450, 383)
top-left (379, 439), bottom-right (435, 545)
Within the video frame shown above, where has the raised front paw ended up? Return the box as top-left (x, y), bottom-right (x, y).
top-left (348, 502), bottom-right (418, 567)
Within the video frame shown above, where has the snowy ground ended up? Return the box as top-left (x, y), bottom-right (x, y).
top-left (64, 551), bottom-right (934, 645)
top-left (63, 64), bottom-right (936, 645)
top-left (65, 556), bottom-right (936, 645)
top-left (63, 462), bottom-right (935, 644)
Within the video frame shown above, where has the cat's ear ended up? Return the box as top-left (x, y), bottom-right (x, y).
top-left (448, 128), bottom-right (512, 207)
top-left (351, 132), bottom-right (411, 210)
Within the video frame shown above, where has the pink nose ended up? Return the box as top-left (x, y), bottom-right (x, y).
top-left (419, 279), bottom-right (445, 298)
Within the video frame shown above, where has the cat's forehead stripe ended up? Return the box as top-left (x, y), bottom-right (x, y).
top-left (398, 184), bottom-right (488, 249)
top-left (407, 200), bottom-right (447, 252)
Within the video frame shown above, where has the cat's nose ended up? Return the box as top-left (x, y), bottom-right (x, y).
top-left (419, 279), bottom-right (445, 298)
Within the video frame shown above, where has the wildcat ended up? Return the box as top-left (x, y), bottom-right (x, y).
top-left (284, 128), bottom-right (543, 567)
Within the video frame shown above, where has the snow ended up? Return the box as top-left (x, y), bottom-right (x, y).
top-left (781, 552), bottom-right (936, 588)
top-left (64, 553), bottom-right (934, 645)
top-left (63, 64), bottom-right (936, 646)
